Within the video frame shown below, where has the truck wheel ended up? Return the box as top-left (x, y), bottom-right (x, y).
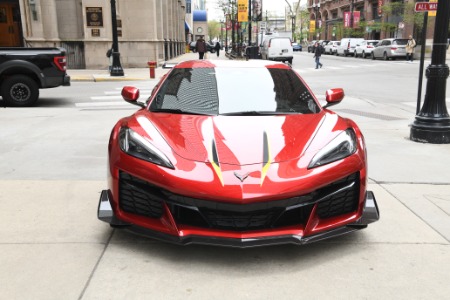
top-left (1, 75), bottom-right (39, 107)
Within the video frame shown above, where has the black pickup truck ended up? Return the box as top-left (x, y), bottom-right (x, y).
top-left (0, 47), bottom-right (70, 107)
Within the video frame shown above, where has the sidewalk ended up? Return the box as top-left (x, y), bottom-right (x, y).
top-left (68, 51), bottom-right (226, 82)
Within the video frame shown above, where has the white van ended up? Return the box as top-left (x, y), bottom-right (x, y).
top-left (336, 38), bottom-right (364, 56)
top-left (260, 37), bottom-right (293, 64)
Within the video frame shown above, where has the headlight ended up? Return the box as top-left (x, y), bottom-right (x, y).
top-left (119, 127), bottom-right (174, 169)
top-left (308, 129), bottom-right (357, 169)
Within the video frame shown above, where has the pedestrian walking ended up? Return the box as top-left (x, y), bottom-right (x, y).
top-left (406, 35), bottom-right (416, 63)
top-left (313, 42), bottom-right (323, 69)
top-left (196, 36), bottom-right (207, 60)
top-left (214, 41), bottom-right (221, 57)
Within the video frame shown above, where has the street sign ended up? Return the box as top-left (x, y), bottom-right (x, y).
top-left (414, 2), bottom-right (437, 12)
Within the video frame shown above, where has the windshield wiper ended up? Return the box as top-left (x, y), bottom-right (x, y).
top-left (151, 108), bottom-right (214, 116)
top-left (221, 111), bottom-right (289, 116)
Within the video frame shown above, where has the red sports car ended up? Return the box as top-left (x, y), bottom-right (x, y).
top-left (98, 60), bottom-right (379, 247)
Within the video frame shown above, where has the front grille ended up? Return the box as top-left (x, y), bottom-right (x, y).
top-left (119, 172), bottom-right (164, 218)
top-left (118, 171), bottom-right (360, 231)
top-left (316, 173), bottom-right (359, 218)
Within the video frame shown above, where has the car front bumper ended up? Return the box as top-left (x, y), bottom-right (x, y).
top-left (98, 189), bottom-right (379, 248)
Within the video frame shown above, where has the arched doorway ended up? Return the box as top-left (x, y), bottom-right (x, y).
top-left (0, 0), bottom-right (22, 47)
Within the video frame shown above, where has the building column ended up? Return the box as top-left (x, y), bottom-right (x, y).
top-left (40, 0), bottom-right (59, 41)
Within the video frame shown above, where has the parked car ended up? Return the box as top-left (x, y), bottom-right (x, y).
top-left (307, 40), bottom-right (317, 53)
top-left (371, 38), bottom-right (408, 60)
top-left (292, 42), bottom-right (302, 52)
top-left (336, 38), bottom-right (364, 56)
top-left (97, 59), bottom-right (379, 248)
top-left (354, 40), bottom-right (379, 58)
top-left (260, 37), bottom-right (293, 64)
top-left (324, 41), bottom-right (340, 55)
top-left (0, 47), bottom-right (70, 106)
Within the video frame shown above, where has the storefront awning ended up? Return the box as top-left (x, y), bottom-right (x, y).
top-left (185, 21), bottom-right (192, 33)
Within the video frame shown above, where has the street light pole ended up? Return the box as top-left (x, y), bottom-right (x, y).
top-left (350, 0), bottom-right (354, 31)
top-left (248, 0), bottom-right (252, 45)
top-left (110, 0), bottom-right (124, 76)
top-left (225, 13), bottom-right (228, 52)
top-left (410, 0), bottom-right (450, 143)
top-left (312, 1), bottom-right (320, 40)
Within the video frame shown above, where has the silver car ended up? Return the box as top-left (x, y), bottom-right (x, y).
top-left (371, 38), bottom-right (408, 60)
top-left (354, 40), bottom-right (379, 58)
top-left (324, 41), bottom-right (340, 55)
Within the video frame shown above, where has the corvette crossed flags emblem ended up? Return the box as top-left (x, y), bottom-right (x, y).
top-left (234, 171), bottom-right (250, 182)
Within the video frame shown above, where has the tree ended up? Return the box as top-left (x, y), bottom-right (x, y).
top-left (208, 20), bottom-right (221, 41)
top-left (380, 1), bottom-right (425, 38)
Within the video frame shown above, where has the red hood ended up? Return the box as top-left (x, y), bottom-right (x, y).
top-left (131, 111), bottom-right (344, 165)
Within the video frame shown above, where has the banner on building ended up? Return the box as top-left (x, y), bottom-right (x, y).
top-left (309, 20), bottom-right (316, 33)
top-left (344, 11), bottom-right (360, 28)
top-left (378, 0), bottom-right (383, 16)
top-left (252, 0), bottom-right (263, 22)
top-left (353, 11), bottom-right (360, 28)
top-left (344, 12), bottom-right (351, 27)
top-left (226, 14), bottom-right (231, 30)
top-left (238, 0), bottom-right (248, 22)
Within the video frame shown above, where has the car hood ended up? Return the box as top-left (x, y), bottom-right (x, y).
top-left (131, 111), bottom-right (346, 166)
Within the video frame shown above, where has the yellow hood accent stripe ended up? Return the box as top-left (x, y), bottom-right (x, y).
top-left (261, 131), bottom-right (271, 186)
top-left (210, 138), bottom-right (224, 186)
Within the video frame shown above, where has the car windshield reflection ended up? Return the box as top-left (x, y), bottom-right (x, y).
top-left (149, 67), bottom-right (320, 115)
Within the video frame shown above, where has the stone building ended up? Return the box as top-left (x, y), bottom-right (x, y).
top-left (0, 0), bottom-right (188, 69)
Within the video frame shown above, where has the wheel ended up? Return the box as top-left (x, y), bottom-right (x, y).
top-left (362, 51), bottom-right (366, 58)
top-left (354, 51), bottom-right (358, 58)
top-left (383, 52), bottom-right (388, 61)
top-left (371, 52), bottom-right (376, 60)
top-left (288, 59), bottom-right (292, 64)
top-left (1, 75), bottom-right (39, 107)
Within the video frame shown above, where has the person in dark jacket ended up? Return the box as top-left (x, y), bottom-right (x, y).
top-left (195, 36), bottom-right (207, 59)
top-left (214, 41), bottom-right (221, 57)
top-left (313, 42), bottom-right (323, 69)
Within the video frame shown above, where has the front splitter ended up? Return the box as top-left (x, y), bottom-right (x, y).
top-left (97, 190), bottom-right (379, 248)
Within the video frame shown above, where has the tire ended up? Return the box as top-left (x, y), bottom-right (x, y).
top-left (383, 52), bottom-right (388, 61)
top-left (288, 59), bottom-right (292, 64)
top-left (362, 51), bottom-right (366, 58)
top-left (1, 75), bottom-right (39, 107)
top-left (371, 52), bottom-right (376, 60)
top-left (354, 51), bottom-right (358, 58)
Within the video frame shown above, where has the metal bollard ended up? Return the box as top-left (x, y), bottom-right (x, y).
top-left (148, 61), bottom-right (157, 79)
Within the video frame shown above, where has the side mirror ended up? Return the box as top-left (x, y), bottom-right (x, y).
top-left (122, 86), bottom-right (145, 107)
top-left (323, 88), bottom-right (344, 108)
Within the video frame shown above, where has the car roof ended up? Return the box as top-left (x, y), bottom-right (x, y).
top-left (174, 59), bottom-right (292, 70)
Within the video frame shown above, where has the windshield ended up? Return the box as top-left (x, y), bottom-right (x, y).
top-left (149, 67), bottom-right (320, 115)
top-left (393, 39), bottom-right (408, 45)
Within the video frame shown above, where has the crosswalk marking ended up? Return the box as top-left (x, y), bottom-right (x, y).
top-left (76, 101), bottom-right (135, 108)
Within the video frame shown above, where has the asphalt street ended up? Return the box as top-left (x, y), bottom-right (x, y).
top-left (0, 50), bottom-right (449, 299)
